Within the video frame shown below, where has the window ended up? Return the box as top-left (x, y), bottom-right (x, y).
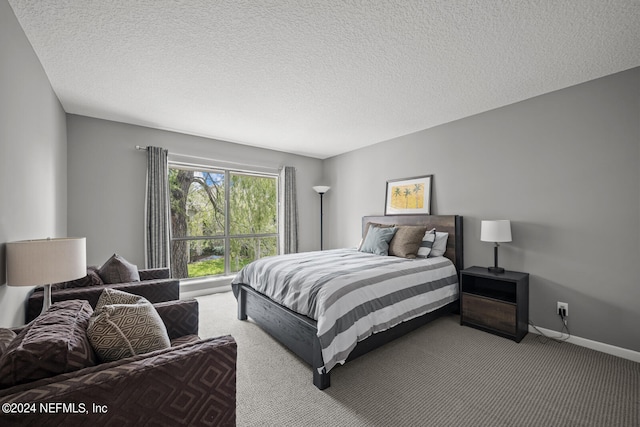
top-left (169, 164), bottom-right (278, 279)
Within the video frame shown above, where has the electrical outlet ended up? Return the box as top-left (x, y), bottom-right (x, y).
top-left (557, 302), bottom-right (568, 317)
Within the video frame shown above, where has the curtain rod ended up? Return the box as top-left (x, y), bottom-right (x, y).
top-left (135, 145), bottom-right (283, 172)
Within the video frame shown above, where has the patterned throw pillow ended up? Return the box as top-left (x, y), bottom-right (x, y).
top-left (95, 287), bottom-right (145, 309)
top-left (417, 229), bottom-right (436, 258)
top-left (98, 254), bottom-right (140, 284)
top-left (0, 300), bottom-right (96, 388)
top-left (88, 289), bottom-right (170, 362)
top-left (389, 225), bottom-right (429, 258)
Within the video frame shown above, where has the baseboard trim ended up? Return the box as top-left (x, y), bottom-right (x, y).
top-left (528, 325), bottom-right (640, 363)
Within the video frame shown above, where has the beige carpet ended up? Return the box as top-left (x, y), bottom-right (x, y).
top-left (197, 292), bottom-right (639, 427)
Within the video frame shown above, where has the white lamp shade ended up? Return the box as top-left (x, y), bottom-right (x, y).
top-left (480, 220), bottom-right (512, 243)
top-left (6, 238), bottom-right (86, 286)
top-left (313, 186), bottom-right (331, 194)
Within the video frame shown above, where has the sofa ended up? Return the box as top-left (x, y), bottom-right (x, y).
top-left (26, 266), bottom-right (179, 323)
top-left (1, 298), bottom-right (237, 427)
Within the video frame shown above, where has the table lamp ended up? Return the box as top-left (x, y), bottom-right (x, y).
top-left (6, 237), bottom-right (86, 315)
top-left (480, 220), bottom-right (511, 274)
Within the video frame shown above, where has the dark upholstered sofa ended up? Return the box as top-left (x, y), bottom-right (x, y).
top-left (0, 299), bottom-right (237, 426)
top-left (26, 267), bottom-right (179, 323)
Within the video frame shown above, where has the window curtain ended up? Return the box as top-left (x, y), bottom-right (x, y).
top-left (279, 166), bottom-right (298, 254)
top-left (145, 146), bottom-right (170, 269)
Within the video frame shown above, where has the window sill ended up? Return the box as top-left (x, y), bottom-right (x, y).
top-left (179, 275), bottom-right (234, 299)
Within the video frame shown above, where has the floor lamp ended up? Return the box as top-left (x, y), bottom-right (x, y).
top-left (6, 237), bottom-right (86, 315)
top-left (312, 186), bottom-right (330, 250)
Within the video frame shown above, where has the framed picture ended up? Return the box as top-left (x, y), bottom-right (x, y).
top-left (385, 175), bottom-right (432, 215)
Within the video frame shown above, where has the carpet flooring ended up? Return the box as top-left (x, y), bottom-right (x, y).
top-left (197, 292), bottom-right (639, 427)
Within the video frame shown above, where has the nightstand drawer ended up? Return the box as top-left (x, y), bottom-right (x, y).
top-left (462, 293), bottom-right (516, 335)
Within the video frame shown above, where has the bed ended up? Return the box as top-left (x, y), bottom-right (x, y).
top-left (231, 214), bottom-right (463, 389)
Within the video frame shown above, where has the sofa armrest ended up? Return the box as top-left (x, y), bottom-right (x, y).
top-left (154, 299), bottom-right (199, 339)
top-left (26, 279), bottom-right (180, 323)
top-left (0, 336), bottom-right (236, 426)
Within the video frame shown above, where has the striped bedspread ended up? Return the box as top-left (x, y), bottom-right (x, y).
top-left (231, 248), bottom-right (459, 373)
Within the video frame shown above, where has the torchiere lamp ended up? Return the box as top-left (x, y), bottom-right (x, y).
top-left (312, 186), bottom-right (330, 250)
top-left (480, 220), bottom-right (512, 274)
top-left (6, 237), bottom-right (86, 316)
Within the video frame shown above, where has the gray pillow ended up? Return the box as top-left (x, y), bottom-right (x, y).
top-left (359, 226), bottom-right (397, 256)
top-left (389, 225), bottom-right (429, 258)
top-left (98, 254), bottom-right (140, 284)
top-left (358, 222), bottom-right (394, 251)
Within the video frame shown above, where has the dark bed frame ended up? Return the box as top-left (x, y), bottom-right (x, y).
top-left (232, 214), bottom-right (464, 389)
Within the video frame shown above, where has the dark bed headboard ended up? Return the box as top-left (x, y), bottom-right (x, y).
top-left (362, 215), bottom-right (464, 272)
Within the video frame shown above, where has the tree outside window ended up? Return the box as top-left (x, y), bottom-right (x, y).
top-left (169, 166), bottom-right (278, 279)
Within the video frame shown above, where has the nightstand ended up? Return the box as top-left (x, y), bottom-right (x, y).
top-left (460, 266), bottom-right (529, 342)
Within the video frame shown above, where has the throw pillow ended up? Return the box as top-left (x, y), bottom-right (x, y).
top-left (95, 287), bottom-right (145, 309)
top-left (430, 232), bottom-right (449, 257)
top-left (389, 225), bottom-right (429, 258)
top-left (0, 300), bottom-right (96, 388)
top-left (358, 222), bottom-right (395, 251)
top-left (359, 226), bottom-right (397, 256)
top-left (86, 267), bottom-right (104, 286)
top-left (417, 228), bottom-right (436, 258)
top-left (87, 289), bottom-right (170, 362)
top-left (98, 254), bottom-right (140, 284)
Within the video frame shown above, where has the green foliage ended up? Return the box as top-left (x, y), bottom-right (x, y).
top-left (169, 167), bottom-right (278, 279)
top-left (186, 172), bottom-right (225, 237)
top-left (229, 237), bottom-right (277, 273)
top-left (229, 173), bottom-right (277, 234)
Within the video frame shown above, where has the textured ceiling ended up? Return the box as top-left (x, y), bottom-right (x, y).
top-left (8, 1), bottom-right (640, 159)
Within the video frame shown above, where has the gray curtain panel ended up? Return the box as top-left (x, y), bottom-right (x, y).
top-left (145, 146), bottom-right (170, 269)
top-left (280, 166), bottom-right (298, 254)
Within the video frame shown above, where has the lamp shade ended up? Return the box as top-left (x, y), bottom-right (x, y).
top-left (480, 220), bottom-right (512, 243)
top-left (313, 186), bottom-right (330, 194)
top-left (6, 238), bottom-right (86, 286)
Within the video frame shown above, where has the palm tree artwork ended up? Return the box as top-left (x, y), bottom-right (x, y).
top-left (390, 183), bottom-right (424, 210)
top-left (394, 187), bottom-right (401, 200)
top-left (385, 175), bottom-right (432, 215)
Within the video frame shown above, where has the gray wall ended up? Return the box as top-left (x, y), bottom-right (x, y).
top-left (323, 67), bottom-right (640, 352)
top-left (66, 115), bottom-right (323, 268)
top-left (0, 2), bottom-right (68, 327)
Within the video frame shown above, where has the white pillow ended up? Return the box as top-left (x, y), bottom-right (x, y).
top-left (430, 232), bottom-right (449, 257)
top-left (417, 229), bottom-right (436, 258)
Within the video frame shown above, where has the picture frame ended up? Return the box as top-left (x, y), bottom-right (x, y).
top-left (384, 175), bottom-right (432, 215)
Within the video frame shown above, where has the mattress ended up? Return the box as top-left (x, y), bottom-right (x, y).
top-left (232, 248), bottom-right (459, 373)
